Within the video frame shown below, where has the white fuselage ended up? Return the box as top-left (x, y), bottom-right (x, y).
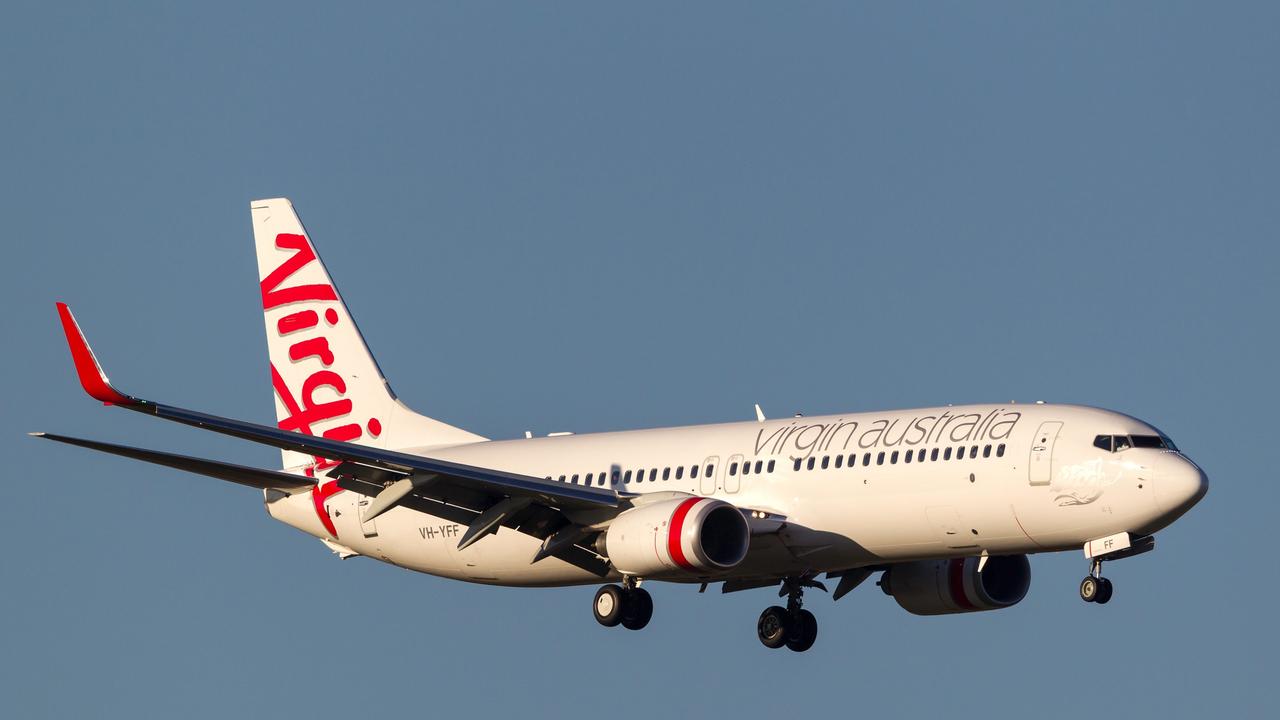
top-left (265, 402), bottom-right (1207, 587)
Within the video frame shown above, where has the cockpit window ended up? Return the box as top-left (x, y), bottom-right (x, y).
top-left (1095, 433), bottom-right (1177, 452)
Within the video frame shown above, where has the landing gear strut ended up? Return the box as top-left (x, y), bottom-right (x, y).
top-left (1079, 558), bottom-right (1114, 605)
top-left (593, 578), bottom-right (653, 630)
top-left (757, 577), bottom-right (820, 652)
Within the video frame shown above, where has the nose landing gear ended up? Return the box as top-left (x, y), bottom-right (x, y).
top-left (1079, 559), bottom-right (1114, 605)
top-left (756, 576), bottom-right (822, 652)
top-left (593, 578), bottom-right (654, 630)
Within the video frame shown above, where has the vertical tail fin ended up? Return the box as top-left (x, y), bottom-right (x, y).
top-left (250, 198), bottom-right (485, 472)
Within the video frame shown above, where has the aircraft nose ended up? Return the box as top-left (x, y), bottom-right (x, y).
top-left (1156, 455), bottom-right (1208, 516)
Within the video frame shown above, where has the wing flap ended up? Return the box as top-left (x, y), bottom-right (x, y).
top-left (334, 475), bottom-right (481, 526)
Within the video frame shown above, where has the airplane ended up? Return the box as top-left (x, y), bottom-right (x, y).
top-left (34, 198), bottom-right (1209, 653)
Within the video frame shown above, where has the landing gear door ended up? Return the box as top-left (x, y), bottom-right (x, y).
top-left (1029, 421), bottom-right (1063, 487)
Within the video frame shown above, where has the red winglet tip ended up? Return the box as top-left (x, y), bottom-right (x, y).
top-left (55, 302), bottom-right (131, 405)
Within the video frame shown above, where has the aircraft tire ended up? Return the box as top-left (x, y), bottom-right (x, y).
top-left (594, 584), bottom-right (626, 627)
top-left (785, 609), bottom-right (818, 652)
top-left (1094, 577), bottom-right (1114, 605)
top-left (1079, 576), bottom-right (1099, 603)
top-left (620, 588), bottom-right (653, 630)
top-left (757, 605), bottom-right (791, 649)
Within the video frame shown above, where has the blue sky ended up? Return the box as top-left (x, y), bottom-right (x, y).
top-left (2, 2), bottom-right (1275, 718)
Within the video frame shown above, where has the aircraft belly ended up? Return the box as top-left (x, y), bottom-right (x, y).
top-left (343, 504), bottom-right (604, 586)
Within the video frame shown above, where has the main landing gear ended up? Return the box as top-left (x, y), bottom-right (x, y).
top-left (1079, 558), bottom-right (1114, 605)
top-left (593, 578), bottom-right (653, 630)
top-left (757, 577), bottom-right (820, 652)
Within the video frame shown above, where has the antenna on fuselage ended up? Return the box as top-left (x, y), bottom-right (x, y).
top-left (755, 404), bottom-right (766, 423)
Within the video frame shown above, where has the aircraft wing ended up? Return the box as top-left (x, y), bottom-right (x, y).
top-left (30, 432), bottom-right (315, 491)
top-left (48, 302), bottom-right (620, 559)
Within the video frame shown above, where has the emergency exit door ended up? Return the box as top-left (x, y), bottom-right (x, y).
top-left (700, 456), bottom-right (719, 495)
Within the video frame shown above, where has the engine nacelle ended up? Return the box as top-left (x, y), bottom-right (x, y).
top-left (603, 497), bottom-right (749, 577)
top-left (881, 555), bottom-right (1031, 615)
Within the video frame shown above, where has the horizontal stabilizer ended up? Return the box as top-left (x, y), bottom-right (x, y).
top-left (30, 432), bottom-right (315, 491)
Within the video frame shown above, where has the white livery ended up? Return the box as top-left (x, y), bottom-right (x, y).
top-left (36, 198), bottom-right (1209, 652)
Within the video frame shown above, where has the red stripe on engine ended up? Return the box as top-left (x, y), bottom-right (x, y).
top-left (667, 498), bottom-right (702, 572)
top-left (949, 558), bottom-right (976, 610)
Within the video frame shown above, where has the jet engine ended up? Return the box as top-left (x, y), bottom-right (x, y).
top-left (880, 555), bottom-right (1031, 615)
top-left (602, 497), bottom-right (749, 577)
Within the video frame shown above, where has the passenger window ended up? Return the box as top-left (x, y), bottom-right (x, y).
top-left (571, 474), bottom-right (579, 484)
top-left (904, 449), bottom-right (913, 463)
top-left (863, 453), bottom-right (872, 466)
top-left (754, 460), bottom-right (762, 474)
top-left (586, 472), bottom-right (594, 484)
top-left (691, 465), bottom-right (699, 479)
top-left (599, 473), bottom-right (607, 486)
top-left (821, 456), bottom-right (830, 469)
top-left (943, 447), bottom-right (952, 460)
top-left (730, 462), bottom-right (738, 476)
top-left (983, 445), bottom-right (991, 458)
top-left (793, 458), bottom-right (802, 471)
top-left (890, 451), bottom-right (899, 464)
top-left (623, 471), bottom-right (631, 483)
top-left (996, 444), bottom-right (1006, 458)
top-left (1093, 435), bottom-right (1113, 452)
top-left (649, 469), bottom-right (657, 481)
top-left (835, 454), bottom-right (843, 469)
top-left (767, 460), bottom-right (775, 473)
top-left (676, 466), bottom-right (684, 480)
top-left (558, 475), bottom-right (566, 483)
top-left (1114, 436), bottom-right (1132, 451)
top-left (970, 445), bottom-right (979, 458)
top-left (706, 464), bottom-right (714, 477)
top-left (742, 462), bottom-right (751, 476)
top-left (931, 448), bottom-right (939, 461)
top-left (612, 470), bottom-right (620, 483)
top-left (807, 457), bottom-right (816, 470)
top-left (877, 452), bottom-right (885, 465)
top-left (663, 467), bottom-right (671, 481)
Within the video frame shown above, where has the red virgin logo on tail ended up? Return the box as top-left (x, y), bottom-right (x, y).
top-left (262, 233), bottom-right (382, 537)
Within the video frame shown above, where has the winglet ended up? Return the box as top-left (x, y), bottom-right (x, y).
top-left (55, 302), bottom-right (134, 406)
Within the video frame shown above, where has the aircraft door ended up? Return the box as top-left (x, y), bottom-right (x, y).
top-left (725, 454), bottom-right (744, 494)
top-left (1029, 421), bottom-right (1063, 487)
top-left (699, 456), bottom-right (719, 495)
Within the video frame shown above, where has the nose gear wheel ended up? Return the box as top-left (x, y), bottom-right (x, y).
top-left (1079, 559), bottom-right (1115, 605)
